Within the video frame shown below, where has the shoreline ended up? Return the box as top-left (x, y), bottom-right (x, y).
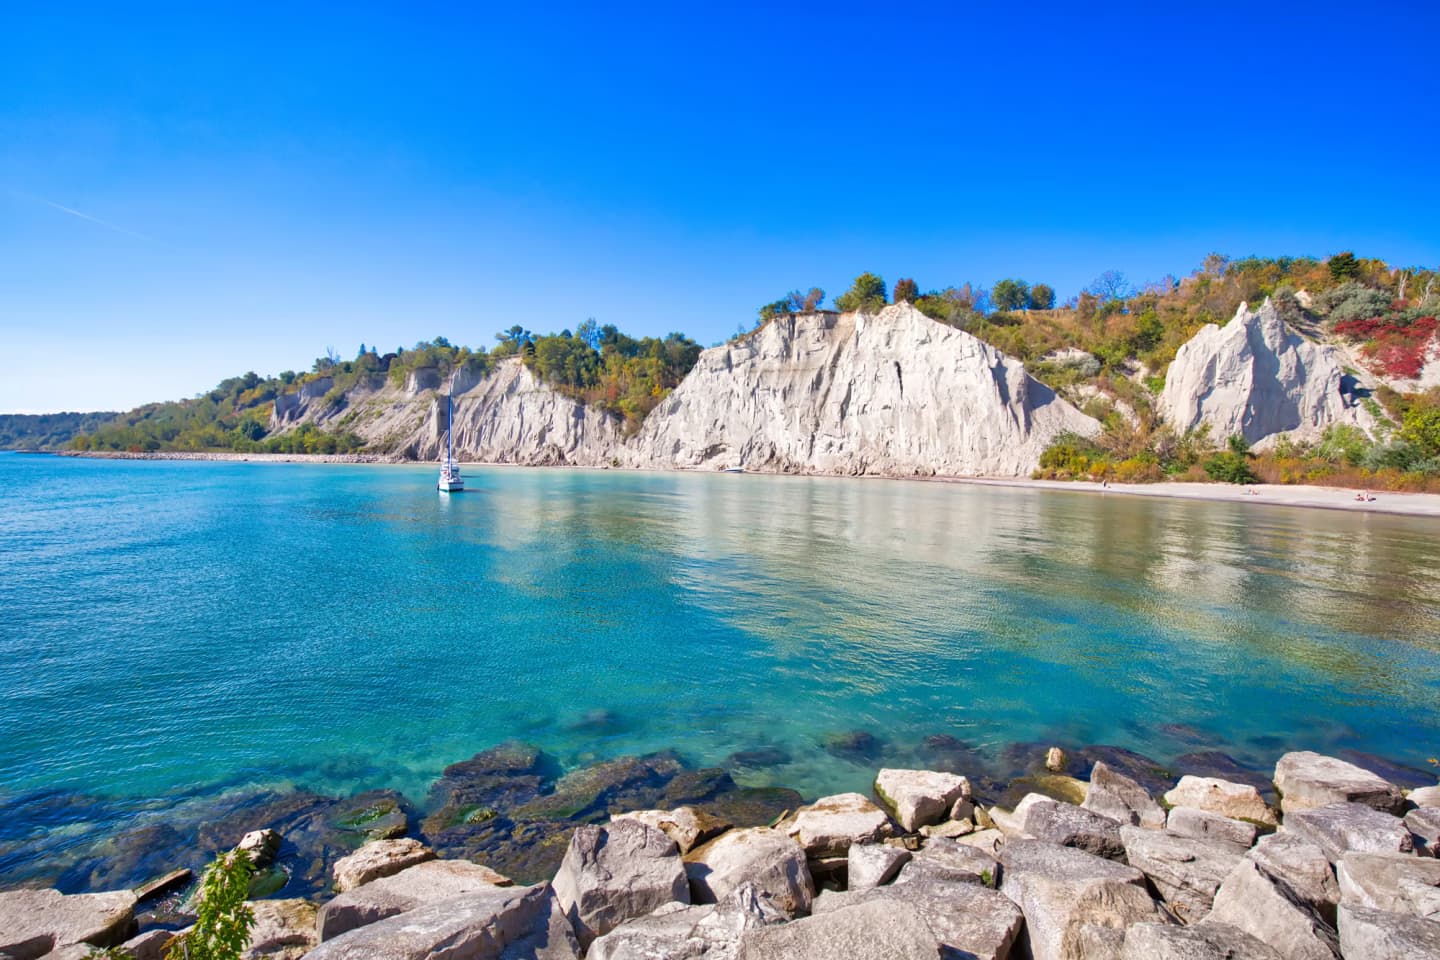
top-left (41, 449), bottom-right (1440, 519)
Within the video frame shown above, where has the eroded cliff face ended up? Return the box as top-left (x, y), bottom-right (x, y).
top-left (626, 304), bottom-right (1099, 478)
top-left (1160, 299), bottom-right (1373, 445)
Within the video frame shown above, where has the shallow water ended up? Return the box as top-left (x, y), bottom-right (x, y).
top-left (3, 453), bottom-right (1439, 815)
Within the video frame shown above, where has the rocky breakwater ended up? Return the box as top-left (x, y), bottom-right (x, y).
top-left (628, 304), bottom-right (1100, 478)
top-left (8, 746), bottom-right (1438, 959)
top-left (1160, 298), bottom-right (1375, 446)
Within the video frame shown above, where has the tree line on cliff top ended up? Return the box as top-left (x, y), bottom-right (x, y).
top-left (52, 252), bottom-right (1440, 469)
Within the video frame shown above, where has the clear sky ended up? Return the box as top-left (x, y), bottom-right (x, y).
top-left (2, 2), bottom-right (1437, 413)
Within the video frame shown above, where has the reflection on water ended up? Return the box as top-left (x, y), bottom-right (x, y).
top-left (1, 455), bottom-right (1438, 815)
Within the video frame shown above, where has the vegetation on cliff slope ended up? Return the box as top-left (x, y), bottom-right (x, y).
top-left (0, 412), bottom-right (118, 450)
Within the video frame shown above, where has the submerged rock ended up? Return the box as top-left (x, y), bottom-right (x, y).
top-left (512, 753), bottom-right (683, 822)
top-left (820, 730), bottom-right (883, 764)
top-left (422, 741), bottom-right (553, 834)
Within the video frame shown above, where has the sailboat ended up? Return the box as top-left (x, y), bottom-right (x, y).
top-left (437, 384), bottom-right (464, 493)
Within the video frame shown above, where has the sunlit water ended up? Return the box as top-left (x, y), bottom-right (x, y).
top-left (3, 452), bottom-right (1439, 815)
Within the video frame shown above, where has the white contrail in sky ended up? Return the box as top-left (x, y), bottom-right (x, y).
top-left (17, 191), bottom-right (155, 242)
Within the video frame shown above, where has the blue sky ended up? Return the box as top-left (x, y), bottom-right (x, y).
top-left (2, 2), bottom-right (1437, 412)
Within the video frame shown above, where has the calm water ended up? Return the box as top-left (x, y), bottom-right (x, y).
top-left (3, 453), bottom-right (1439, 811)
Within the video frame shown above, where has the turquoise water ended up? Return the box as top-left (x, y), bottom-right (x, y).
top-left (3, 452), bottom-right (1439, 814)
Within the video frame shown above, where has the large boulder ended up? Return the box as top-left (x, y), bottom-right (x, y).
top-left (807, 878), bottom-right (1024, 960)
top-left (779, 792), bottom-right (893, 859)
top-left (1021, 798), bottom-right (1125, 860)
top-left (683, 827), bottom-right (813, 916)
top-left (1408, 785), bottom-right (1440, 808)
top-left (0, 888), bottom-right (137, 959)
top-left (1283, 802), bottom-right (1413, 862)
top-left (873, 769), bottom-right (970, 832)
top-left (734, 899), bottom-right (942, 959)
top-left (1274, 751), bottom-right (1404, 816)
top-left (1119, 825), bottom-right (1245, 923)
top-left (1407, 805), bottom-right (1440, 857)
top-left (611, 807), bottom-right (731, 855)
top-left (551, 820), bottom-right (689, 948)
top-left (894, 837), bottom-right (998, 887)
top-left (1207, 859), bottom-right (1339, 960)
top-left (1336, 903), bottom-right (1440, 959)
top-left (1247, 832), bottom-right (1341, 924)
top-left (318, 858), bottom-right (511, 940)
top-left (301, 884), bottom-right (578, 960)
top-left (1335, 850), bottom-right (1440, 917)
top-left (331, 838), bottom-right (438, 892)
top-left (686, 882), bottom-right (790, 959)
top-left (1121, 921), bottom-right (1284, 959)
top-left (1082, 761), bottom-right (1165, 829)
top-left (1164, 775), bottom-right (1278, 826)
top-left (998, 839), bottom-right (1166, 960)
top-left (584, 902), bottom-right (712, 960)
top-left (243, 898), bottom-right (317, 960)
top-left (1159, 299), bottom-right (1371, 445)
top-left (1166, 806), bottom-right (1258, 849)
top-left (845, 842), bottom-right (910, 890)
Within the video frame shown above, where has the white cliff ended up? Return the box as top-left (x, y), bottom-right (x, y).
top-left (626, 304), bottom-right (1099, 478)
top-left (1160, 299), bottom-right (1373, 445)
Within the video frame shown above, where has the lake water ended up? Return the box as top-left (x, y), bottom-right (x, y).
top-left (3, 452), bottom-right (1439, 824)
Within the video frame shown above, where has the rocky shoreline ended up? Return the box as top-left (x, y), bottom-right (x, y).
top-left (4, 742), bottom-right (1438, 959)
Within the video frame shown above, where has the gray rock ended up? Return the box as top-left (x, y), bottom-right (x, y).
top-left (1408, 784), bottom-right (1440, 808)
top-left (1022, 798), bottom-right (1125, 860)
top-left (237, 828), bottom-right (282, 869)
top-left (998, 839), bottom-right (1165, 960)
top-left (1407, 805), bottom-right (1440, 857)
top-left (1336, 903), bottom-right (1440, 959)
top-left (243, 898), bottom-right (317, 960)
top-left (1283, 802), bottom-right (1413, 862)
top-left (1335, 851), bottom-right (1440, 918)
top-left (331, 838), bottom-right (438, 892)
top-left (688, 882), bottom-right (790, 959)
top-left (954, 827), bottom-right (1007, 856)
top-left (734, 899), bottom-right (942, 959)
top-left (1083, 760), bottom-right (1166, 829)
top-left (120, 929), bottom-right (175, 960)
top-left (318, 858), bottom-right (510, 940)
top-left (1164, 775), bottom-right (1278, 826)
top-left (1166, 806), bottom-right (1258, 849)
top-left (918, 818), bottom-right (974, 839)
top-left (683, 827), bottom-right (814, 916)
top-left (611, 807), bottom-right (731, 855)
top-left (303, 884), bottom-right (576, 960)
top-left (581, 902), bottom-right (711, 960)
top-left (846, 842), bottom-right (910, 889)
top-left (809, 877), bottom-right (1024, 960)
top-left (873, 768), bottom-right (970, 832)
top-left (1247, 832), bottom-right (1340, 924)
top-left (0, 888), bottom-right (137, 959)
top-left (551, 820), bottom-right (689, 948)
top-left (1207, 859), bottom-right (1339, 960)
top-left (1274, 751), bottom-right (1404, 816)
top-left (779, 792), bottom-right (893, 859)
top-left (1120, 825), bottom-right (1245, 923)
top-left (1121, 921), bottom-right (1284, 959)
top-left (895, 837), bottom-right (999, 887)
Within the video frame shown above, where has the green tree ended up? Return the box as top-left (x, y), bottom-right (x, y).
top-left (833, 272), bottom-right (887, 313)
top-left (166, 850), bottom-right (255, 960)
top-left (1029, 283), bottom-right (1056, 310)
top-left (1400, 405), bottom-right (1440, 458)
top-left (1328, 251), bottom-right (1360, 282)
top-left (892, 278), bottom-right (919, 303)
top-left (992, 278), bottom-right (1030, 312)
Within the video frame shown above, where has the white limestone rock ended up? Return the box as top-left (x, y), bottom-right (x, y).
top-left (873, 768), bottom-right (970, 832)
top-left (1020, 798), bottom-right (1125, 860)
top-left (1273, 751), bottom-right (1404, 815)
top-left (1166, 806), bottom-right (1258, 849)
top-left (551, 820), bottom-right (689, 949)
top-left (331, 838), bottom-right (438, 893)
top-left (845, 842), bottom-right (910, 890)
top-left (1160, 299), bottom-right (1372, 445)
top-left (734, 899), bottom-right (943, 959)
top-left (1283, 802), bottom-right (1413, 862)
top-left (1335, 851), bottom-right (1440, 918)
top-left (0, 888), bottom-right (137, 958)
top-left (808, 878), bottom-right (1025, 960)
top-left (1336, 903), bottom-right (1440, 959)
top-left (243, 898), bottom-right (317, 960)
top-left (1407, 784), bottom-right (1440, 808)
top-left (683, 827), bottom-right (814, 916)
top-left (1121, 921), bottom-right (1284, 959)
top-left (1247, 832), bottom-right (1341, 924)
top-left (895, 837), bottom-right (998, 887)
top-left (611, 807), bottom-right (731, 855)
top-left (1082, 760), bottom-right (1166, 830)
top-left (1207, 859), bottom-right (1340, 960)
top-left (1406, 805), bottom-right (1440, 858)
top-left (1164, 775), bottom-right (1279, 826)
top-left (1119, 825), bottom-right (1246, 923)
top-left (628, 305), bottom-right (1099, 478)
top-left (779, 792), bottom-right (894, 859)
top-left (317, 858), bottom-right (510, 940)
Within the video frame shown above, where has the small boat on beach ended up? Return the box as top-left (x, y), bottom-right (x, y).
top-left (437, 383), bottom-right (463, 493)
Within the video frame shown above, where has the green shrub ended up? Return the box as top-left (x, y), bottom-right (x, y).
top-left (166, 850), bottom-right (256, 960)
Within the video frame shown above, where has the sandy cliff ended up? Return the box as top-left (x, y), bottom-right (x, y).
top-left (1161, 299), bottom-right (1374, 445)
top-left (627, 304), bottom-right (1099, 478)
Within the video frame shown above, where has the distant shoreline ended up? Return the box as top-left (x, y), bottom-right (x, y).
top-left (42, 449), bottom-right (1440, 519)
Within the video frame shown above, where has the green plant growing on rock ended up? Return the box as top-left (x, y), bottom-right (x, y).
top-left (166, 850), bottom-right (256, 960)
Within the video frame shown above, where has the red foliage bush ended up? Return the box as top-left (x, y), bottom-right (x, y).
top-left (1334, 315), bottom-right (1438, 380)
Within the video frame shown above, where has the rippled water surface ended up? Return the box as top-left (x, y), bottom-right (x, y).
top-left (3, 453), bottom-right (1440, 809)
